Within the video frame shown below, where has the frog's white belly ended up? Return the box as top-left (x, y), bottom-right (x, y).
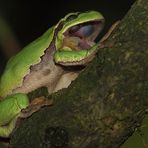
top-left (13, 50), bottom-right (79, 95)
top-left (53, 72), bottom-right (78, 93)
top-left (13, 50), bottom-right (64, 94)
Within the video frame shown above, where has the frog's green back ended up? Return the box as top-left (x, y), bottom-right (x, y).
top-left (0, 27), bottom-right (54, 97)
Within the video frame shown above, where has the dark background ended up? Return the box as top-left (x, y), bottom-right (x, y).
top-left (0, 0), bottom-right (135, 73)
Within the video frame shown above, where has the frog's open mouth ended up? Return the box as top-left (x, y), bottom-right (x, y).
top-left (63, 20), bottom-right (104, 51)
top-left (54, 19), bottom-right (104, 65)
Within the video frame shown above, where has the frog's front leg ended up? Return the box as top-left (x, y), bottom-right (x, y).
top-left (20, 96), bottom-right (53, 118)
top-left (100, 21), bottom-right (120, 43)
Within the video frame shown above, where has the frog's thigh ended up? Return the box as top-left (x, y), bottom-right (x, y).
top-left (0, 117), bottom-right (18, 138)
top-left (53, 72), bottom-right (79, 92)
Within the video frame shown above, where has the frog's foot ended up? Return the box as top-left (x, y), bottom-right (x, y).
top-left (20, 96), bottom-right (53, 118)
top-left (98, 20), bottom-right (120, 48)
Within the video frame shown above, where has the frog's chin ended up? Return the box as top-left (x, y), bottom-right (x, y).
top-left (54, 43), bottom-right (98, 66)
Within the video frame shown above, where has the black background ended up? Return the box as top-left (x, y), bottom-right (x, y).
top-left (0, 0), bottom-right (135, 72)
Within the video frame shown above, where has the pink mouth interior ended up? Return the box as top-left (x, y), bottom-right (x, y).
top-left (63, 20), bottom-right (104, 50)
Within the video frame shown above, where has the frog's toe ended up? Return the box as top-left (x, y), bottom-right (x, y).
top-left (20, 97), bottom-right (53, 118)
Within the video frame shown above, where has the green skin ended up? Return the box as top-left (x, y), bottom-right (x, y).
top-left (0, 11), bottom-right (104, 137)
top-left (0, 94), bottom-right (29, 137)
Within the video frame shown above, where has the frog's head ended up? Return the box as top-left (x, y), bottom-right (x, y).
top-left (54, 11), bottom-right (104, 66)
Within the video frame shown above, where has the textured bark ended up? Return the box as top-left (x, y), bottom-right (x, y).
top-left (10, 0), bottom-right (148, 147)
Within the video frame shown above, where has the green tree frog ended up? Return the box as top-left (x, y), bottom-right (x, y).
top-left (0, 11), bottom-right (104, 137)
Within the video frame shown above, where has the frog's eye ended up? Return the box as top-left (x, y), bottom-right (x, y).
top-left (66, 15), bottom-right (77, 22)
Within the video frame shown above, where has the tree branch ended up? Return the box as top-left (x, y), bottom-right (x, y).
top-left (10, 0), bottom-right (148, 147)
